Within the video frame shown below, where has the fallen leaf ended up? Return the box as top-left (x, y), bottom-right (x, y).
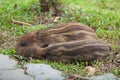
top-left (53, 16), bottom-right (60, 23)
top-left (85, 66), bottom-right (96, 76)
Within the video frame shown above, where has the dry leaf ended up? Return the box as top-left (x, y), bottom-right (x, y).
top-left (85, 66), bottom-right (96, 76)
top-left (53, 16), bottom-right (60, 23)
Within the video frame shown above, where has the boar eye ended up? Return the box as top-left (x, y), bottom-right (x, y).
top-left (41, 43), bottom-right (48, 48)
top-left (21, 42), bottom-right (27, 47)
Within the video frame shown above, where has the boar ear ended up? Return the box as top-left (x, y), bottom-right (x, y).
top-left (33, 30), bottom-right (40, 39)
top-left (36, 30), bottom-right (40, 37)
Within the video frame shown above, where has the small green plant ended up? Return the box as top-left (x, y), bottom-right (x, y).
top-left (112, 68), bottom-right (120, 76)
top-left (0, 48), bottom-right (16, 55)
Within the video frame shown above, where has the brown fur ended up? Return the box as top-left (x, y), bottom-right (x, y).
top-left (45, 40), bottom-right (110, 63)
top-left (17, 22), bottom-right (96, 45)
top-left (16, 22), bottom-right (110, 63)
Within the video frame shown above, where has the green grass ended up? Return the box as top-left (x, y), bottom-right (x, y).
top-left (0, 0), bottom-right (120, 76)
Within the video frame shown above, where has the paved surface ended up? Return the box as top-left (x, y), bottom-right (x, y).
top-left (90, 73), bottom-right (120, 80)
top-left (0, 69), bottom-right (33, 80)
top-left (24, 64), bottom-right (64, 80)
top-left (0, 54), bottom-right (64, 80)
top-left (0, 54), bottom-right (119, 80)
top-left (0, 54), bottom-right (17, 70)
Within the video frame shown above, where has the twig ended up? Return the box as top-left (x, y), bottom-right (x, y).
top-left (12, 19), bottom-right (32, 26)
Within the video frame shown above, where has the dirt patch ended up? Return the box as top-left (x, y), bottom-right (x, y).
top-left (0, 29), bottom-right (17, 51)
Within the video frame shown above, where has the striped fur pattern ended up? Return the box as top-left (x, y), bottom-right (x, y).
top-left (46, 40), bottom-right (110, 63)
top-left (16, 22), bottom-right (110, 63)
